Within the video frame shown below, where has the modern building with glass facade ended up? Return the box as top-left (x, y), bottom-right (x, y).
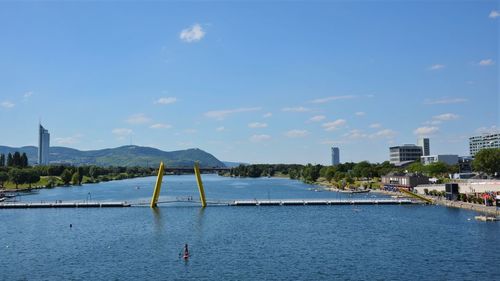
top-left (417, 137), bottom-right (430, 156)
top-left (469, 133), bottom-right (500, 156)
top-left (38, 124), bottom-right (50, 165)
top-left (389, 144), bottom-right (423, 164)
top-left (331, 147), bottom-right (340, 166)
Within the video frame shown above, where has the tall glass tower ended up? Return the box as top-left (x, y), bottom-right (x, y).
top-left (331, 147), bottom-right (340, 166)
top-left (38, 124), bottom-right (50, 165)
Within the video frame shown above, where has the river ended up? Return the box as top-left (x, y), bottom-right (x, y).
top-left (1, 175), bottom-right (499, 280)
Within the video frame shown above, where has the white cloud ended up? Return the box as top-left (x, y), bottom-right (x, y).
top-left (263, 112), bottom-right (273, 118)
top-left (309, 115), bottom-right (326, 122)
top-left (369, 123), bottom-right (382, 129)
top-left (250, 134), bottom-right (271, 142)
top-left (343, 129), bottom-right (367, 139)
top-left (355, 111), bottom-right (365, 116)
top-left (489, 10), bottom-right (500, 18)
top-left (54, 134), bottom-right (84, 145)
top-left (370, 129), bottom-right (397, 139)
top-left (216, 126), bottom-right (225, 132)
top-left (310, 95), bottom-right (356, 104)
top-left (424, 97), bottom-right (468, 105)
top-left (112, 128), bottom-right (133, 138)
top-left (319, 140), bottom-right (347, 145)
top-left (155, 97), bottom-right (177, 105)
top-left (150, 123), bottom-right (172, 129)
top-left (282, 106), bottom-right (310, 112)
top-left (285, 129), bottom-right (309, 138)
top-left (180, 24), bottom-right (205, 43)
top-left (413, 126), bottom-right (439, 136)
top-left (479, 59), bottom-right (495, 66)
top-left (23, 91), bottom-right (33, 99)
top-left (428, 64), bottom-right (445, 70)
top-left (433, 113), bottom-right (459, 121)
top-left (1, 101), bottom-right (14, 108)
top-left (322, 119), bottom-right (346, 131)
top-left (183, 129), bottom-right (197, 134)
top-left (248, 122), bottom-right (268, 128)
top-left (476, 125), bottom-right (499, 135)
top-left (205, 107), bottom-right (261, 120)
top-left (126, 113), bottom-right (151, 125)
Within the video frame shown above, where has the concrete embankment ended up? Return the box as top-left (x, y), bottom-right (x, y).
top-left (433, 199), bottom-right (499, 216)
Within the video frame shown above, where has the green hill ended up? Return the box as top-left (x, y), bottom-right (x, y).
top-left (0, 145), bottom-right (225, 168)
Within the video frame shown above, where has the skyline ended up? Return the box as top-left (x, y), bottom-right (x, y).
top-left (0, 1), bottom-right (498, 164)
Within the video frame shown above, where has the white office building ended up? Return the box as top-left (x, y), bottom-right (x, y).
top-left (469, 133), bottom-right (500, 156)
top-left (417, 138), bottom-right (430, 156)
top-left (389, 144), bottom-right (423, 165)
top-left (38, 124), bottom-right (50, 165)
top-left (421, 154), bottom-right (459, 165)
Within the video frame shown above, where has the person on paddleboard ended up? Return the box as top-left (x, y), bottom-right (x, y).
top-left (183, 243), bottom-right (189, 260)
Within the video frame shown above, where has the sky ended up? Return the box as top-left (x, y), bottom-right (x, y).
top-left (0, 0), bottom-right (498, 164)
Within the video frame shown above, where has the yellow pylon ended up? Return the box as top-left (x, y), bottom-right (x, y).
top-left (150, 162), bottom-right (165, 208)
top-left (194, 162), bottom-right (207, 207)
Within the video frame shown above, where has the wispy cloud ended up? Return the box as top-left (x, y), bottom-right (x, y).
top-left (150, 123), bottom-right (172, 129)
top-left (282, 106), bottom-right (310, 112)
top-left (433, 113), bottom-right (459, 121)
top-left (319, 140), bottom-right (347, 145)
top-left (428, 64), bottom-right (445, 70)
top-left (310, 95), bottom-right (356, 104)
top-left (424, 97), bottom-right (467, 105)
top-left (180, 23), bottom-right (205, 43)
top-left (1, 101), bottom-right (15, 108)
top-left (216, 126), bottom-right (225, 132)
top-left (248, 122), bottom-right (268, 128)
top-left (183, 129), bottom-right (197, 134)
top-left (478, 59), bottom-right (495, 66)
top-left (414, 126), bottom-right (439, 136)
top-left (112, 128), bottom-right (133, 140)
top-left (322, 119), bottom-right (346, 131)
top-left (489, 10), bottom-right (500, 18)
top-left (343, 129), bottom-right (367, 139)
top-left (355, 111), bottom-right (365, 117)
top-left (250, 134), bottom-right (271, 142)
top-left (476, 125), bottom-right (499, 135)
top-left (205, 107), bottom-right (261, 120)
top-left (262, 112), bottom-right (273, 118)
top-left (154, 97), bottom-right (177, 105)
top-left (126, 113), bottom-right (152, 124)
top-left (285, 129), bottom-right (309, 138)
top-left (23, 91), bottom-right (33, 100)
top-left (54, 134), bottom-right (84, 145)
top-left (369, 123), bottom-right (382, 129)
top-left (371, 129), bottom-right (397, 139)
top-left (309, 115), bottom-right (326, 122)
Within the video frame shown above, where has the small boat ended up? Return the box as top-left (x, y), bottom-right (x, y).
top-left (349, 190), bottom-right (371, 194)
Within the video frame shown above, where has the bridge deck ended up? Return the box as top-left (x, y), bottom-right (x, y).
top-left (0, 202), bottom-right (131, 209)
top-left (229, 199), bottom-right (414, 206)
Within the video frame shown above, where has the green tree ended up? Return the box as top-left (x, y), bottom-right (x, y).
top-left (71, 172), bottom-right (81, 185)
top-left (60, 169), bottom-right (73, 185)
top-left (7, 153), bottom-right (13, 167)
top-left (407, 162), bottom-right (425, 173)
top-left (473, 148), bottom-right (500, 176)
top-left (425, 162), bottom-right (449, 177)
top-left (21, 153), bottom-right (29, 168)
top-left (0, 171), bottom-right (8, 187)
top-left (325, 166), bottom-right (336, 182)
top-left (24, 169), bottom-right (40, 188)
top-left (8, 168), bottom-right (25, 188)
top-left (12, 152), bottom-right (21, 167)
top-left (0, 154), bottom-right (5, 166)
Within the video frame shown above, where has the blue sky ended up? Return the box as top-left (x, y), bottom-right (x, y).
top-left (0, 1), bottom-right (498, 164)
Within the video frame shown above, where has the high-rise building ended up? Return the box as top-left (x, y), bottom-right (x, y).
top-left (331, 147), bottom-right (340, 165)
top-left (469, 133), bottom-right (500, 156)
top-left (38, 124), bottom-right (50, 165)
top-left (417, 138), bottom-right (430, 156)
top-left (389, 144), bottom-right (423, 165)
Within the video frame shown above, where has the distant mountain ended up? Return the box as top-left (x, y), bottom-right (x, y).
top-left (222, 161), bottom-right (249, 168)
top-left (0, 145), bottom-right (225, 168)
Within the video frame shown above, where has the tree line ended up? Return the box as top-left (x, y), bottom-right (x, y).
top-left (0, 151), bottom-right (157, 189)
top-left (227, 148), bottom-right (500, 184)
